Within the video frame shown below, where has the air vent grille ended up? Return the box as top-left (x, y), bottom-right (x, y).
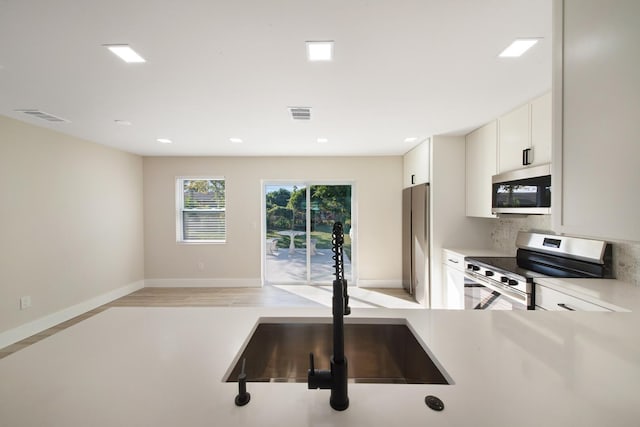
top-left (288, 106), bottom-right (311, 121)
top-left (15, 109), bottom-right (70, 123)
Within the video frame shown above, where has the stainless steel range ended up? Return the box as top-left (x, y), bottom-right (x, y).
top-left (464, 232), bottom-right (613, 310)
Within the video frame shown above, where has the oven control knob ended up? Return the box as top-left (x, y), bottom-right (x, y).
top-left (485, 271), bottom-right (494, 277)
top-left (508, 279), bottom-right (518, 286)
top-left (500, 276), bottom-right (509, 283)
top-left (472, 265), bottom-right (480, 271)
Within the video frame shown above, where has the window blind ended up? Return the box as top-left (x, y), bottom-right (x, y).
top-left (180, 179), bottom-right (226, 242)
top-left (183, 211), bottom-right (225, 240)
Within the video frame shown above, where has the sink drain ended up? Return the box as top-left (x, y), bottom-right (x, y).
top-left (425, 395), bottom-right (444, 411)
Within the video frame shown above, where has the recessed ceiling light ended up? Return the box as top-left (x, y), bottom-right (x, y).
top-left (114, 120), bottom-right (132, 126)
top-left (404, 137), bottom-right (418, 143)
top-left (317, 138), bottom-right (329, 143)
top-left (104, 44), bottom-right (146, 63)
top-left (306, 41), bottom-right (334, 61)
top-left (498, 39), bottom-right (539, 58)
top-left (229, 138), bottom-right (243, 143)
top-left (156, 138), bottom-right (172, 144)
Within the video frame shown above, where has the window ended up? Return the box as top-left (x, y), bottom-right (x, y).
top-left (176, 178), bottom-right (226, 243)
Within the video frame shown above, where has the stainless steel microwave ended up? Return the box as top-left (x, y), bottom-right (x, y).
top-left (492, 164), bottom-right (551, 215)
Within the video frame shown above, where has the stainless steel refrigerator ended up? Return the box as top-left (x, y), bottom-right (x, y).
top-left (402, 183), bottom-right (430, 306)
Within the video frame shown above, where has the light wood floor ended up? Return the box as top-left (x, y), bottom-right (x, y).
top-left (0, 286), bottom-right (412, 359)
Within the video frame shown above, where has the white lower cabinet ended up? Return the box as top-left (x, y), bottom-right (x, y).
top-left (442, 250), bottom-right (465, 310)
top-left (535, 284), bottom-right (611, 312)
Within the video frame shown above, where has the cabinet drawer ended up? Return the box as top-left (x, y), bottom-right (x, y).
top-left (535, 284), bottom-right (610, 312)
top-left (443, 250), bottom-right (465, 271)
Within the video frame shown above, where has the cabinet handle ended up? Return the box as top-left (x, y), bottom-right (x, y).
top-left (448, 259), bottom-right (459, 264)
top-left (557, 303), bottom-right (576, 311)
top-left (522, 148), bottom-right (532, 166)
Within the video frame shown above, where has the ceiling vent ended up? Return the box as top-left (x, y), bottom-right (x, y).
top-left (15, 109), bottom-right (70, 123)
top-left (288, 106), bottom-right (311, 121)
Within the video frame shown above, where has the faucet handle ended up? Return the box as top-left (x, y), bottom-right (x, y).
top-left (308, 352), bottom-right (332, 390)
top-left (234, 358), bottom-right (251, 406)
top-left (309, 352), bottom-right (315, 374)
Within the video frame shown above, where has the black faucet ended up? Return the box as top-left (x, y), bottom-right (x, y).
top-left (307, 222), bottom-right (351, 411)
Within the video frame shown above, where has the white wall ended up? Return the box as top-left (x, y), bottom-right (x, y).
top-left (143, 156), bottom-right (403, 286)
top-left (0, 116), bottom-right (144, 342)
top-left (429, 136), bottom-right (494, 308)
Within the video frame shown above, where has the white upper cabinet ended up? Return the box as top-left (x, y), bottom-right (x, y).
top-left (553, 0), bottom-right (640, 242)
top-left (497, 92), bottom-right (552, 173)
top-left (530, 92), bottom-right (552, 166)
top-left (465, 121), bottom-right (497, 218)
top-left (403, 138), bottom-right (430, 188)
top-left (498, 103), bottom-right (530, 173)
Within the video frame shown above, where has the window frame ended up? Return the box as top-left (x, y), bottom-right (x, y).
top-left (175, 176), bottom-right (227, 244)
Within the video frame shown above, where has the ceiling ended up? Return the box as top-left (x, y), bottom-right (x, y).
top-left (0, 0), bottom-right (552, 157)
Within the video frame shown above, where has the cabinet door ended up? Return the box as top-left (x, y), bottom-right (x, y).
top-left (443, 250), bottom-right (465, 310)
top-left (402, 139), bottom-right (430, 188)
top-left (465, 121), bottom-right (497, 218)
top-left (555, 0), bottom-right (640, 242)
top-left (498, 103), bottom-right (530, 173)
top-left (443, 264), bottom-right (465, 310)
top-left (530, 92), bottom-right (552, 166)
top-left (535, 284), bottom-right (610, 311)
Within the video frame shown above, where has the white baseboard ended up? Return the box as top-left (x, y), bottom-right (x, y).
top-left (357, 279), bottom-right (403, 288)
top-left (0, 280), bottom-right (144, 350)
top-left (144, 278), bottom-right (262, 288)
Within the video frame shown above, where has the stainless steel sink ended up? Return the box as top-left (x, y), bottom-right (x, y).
top-left (226, 320), bottom-right (450, 384)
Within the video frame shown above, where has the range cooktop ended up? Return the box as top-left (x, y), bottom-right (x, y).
top-left (466, 256), bottom-right (548, 280)
top-left (467, 254), bottom-right (608, 280)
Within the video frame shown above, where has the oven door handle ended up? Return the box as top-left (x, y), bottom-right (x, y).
top-left (464, 271), bottom-right (527, 306)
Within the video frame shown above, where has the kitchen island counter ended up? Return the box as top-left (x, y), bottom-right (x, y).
top-left (1, 296), bottom-right (639, 426)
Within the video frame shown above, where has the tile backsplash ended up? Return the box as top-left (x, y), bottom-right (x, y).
top-left (490, 215), bottom-right (553, 255)
top-left (490, 215), bottom-right (640, 286)
top-left (612, 242), bottom-right (640, 286)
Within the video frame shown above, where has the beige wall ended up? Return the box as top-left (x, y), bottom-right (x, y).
top-left (143, 156), bottom-right (403, 285)
top-left (0, 116), bottom-right (144, 335)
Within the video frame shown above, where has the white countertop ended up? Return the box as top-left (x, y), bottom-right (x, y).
top-left (1, 295), bottom-right (640, 427)
top-left (444, 247), bottom-right (638, 312)
top-left (534, 277), bottom-right (639, 312)
top-left (443, 247), bottom-right (514, 257)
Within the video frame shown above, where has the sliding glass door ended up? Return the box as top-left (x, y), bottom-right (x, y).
top-left (264, 184), bottom-right (308, 283)
top-left (264, 182), bottom-right (353, 284)
top-left (309, 185), bottom-right (352, 282)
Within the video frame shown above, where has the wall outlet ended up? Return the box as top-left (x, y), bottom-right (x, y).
top-left (197, 261), bottom-right (205, 271)
top-left (20, 296), bottom-right (31, 310)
